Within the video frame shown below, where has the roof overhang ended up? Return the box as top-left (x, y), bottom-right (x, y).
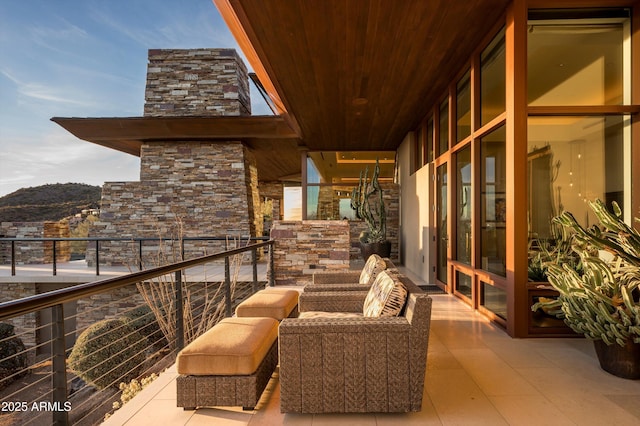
top-left (51, 116), bottom-right (303, 182)
top-left (213, 0), bottom-right (512, 151)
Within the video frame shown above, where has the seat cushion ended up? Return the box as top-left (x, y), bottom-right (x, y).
top-left (359, 254), bottom-right (387, 285)
top-left (235, 288), bottom-right (299, 320)
top-left (176, 317), bottom-right (279, 376)
top-left (362, 271), bottom-right (407, 317)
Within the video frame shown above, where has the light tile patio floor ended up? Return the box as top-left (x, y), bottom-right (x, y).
top-left (103, 273), bottom-right (640, 426)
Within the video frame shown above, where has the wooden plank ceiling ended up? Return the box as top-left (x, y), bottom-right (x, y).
top-left (216, 0), bottom-right (511, 152)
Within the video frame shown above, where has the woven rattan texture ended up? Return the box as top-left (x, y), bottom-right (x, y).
top-left (279, 276), bottom-right (432, 413)
top-left (176, 340), bottom-right (278, 409)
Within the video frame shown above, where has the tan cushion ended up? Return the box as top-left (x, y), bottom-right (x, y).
top-left (362, 271), bottom-right (407, 317)
top-left (176, 317), bottom-right (278, 376)
top-left (235, 288), bottom-right (299, 320)
top-left (298, 311), bottom-right (363, 319)
top-left (359, 254), bottom-right (387, 285)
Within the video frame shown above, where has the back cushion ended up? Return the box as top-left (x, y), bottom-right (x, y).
top-left (362, 271), bottom-right (407, 317)
top-left (359, 254), bottom-right (387, 285)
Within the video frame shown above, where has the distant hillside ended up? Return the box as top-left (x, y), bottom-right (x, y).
top-left (0, 183), bottom-right (102, 222)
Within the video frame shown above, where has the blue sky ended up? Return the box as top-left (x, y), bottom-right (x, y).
top-left (0, 0), bottom-right (269, 197)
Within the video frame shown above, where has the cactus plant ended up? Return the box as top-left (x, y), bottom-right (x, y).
top-left (350, 158), bottom-right (387, 244)
top-left (533, 199), bottom-right (640, 347)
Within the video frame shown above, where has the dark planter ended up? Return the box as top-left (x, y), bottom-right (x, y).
top-left (360, 241), bottom-right (392, 259)
top-left (593, 339), bottom-right (640, 380)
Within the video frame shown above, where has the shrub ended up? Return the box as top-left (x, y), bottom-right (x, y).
top-left (121, 305), bottom-right (167, 350)
top-left (0, 323), bottom-right (27, 390)
top-left (68, 318), bottom-right (147, 390)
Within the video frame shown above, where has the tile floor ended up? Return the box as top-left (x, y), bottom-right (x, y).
top-left (103, 290), bottom-right (640, 426)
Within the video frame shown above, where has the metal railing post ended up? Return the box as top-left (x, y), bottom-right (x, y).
top-left (252, 248), bottom-right (258, 292)
top-left (139, 239), bottom-right (143, 271)
top-left (95, 240), bottom-right (100, 276)
top-left (11, 240), bottom-right (16, 276)
top-left (51, 304), bottom-right (69, 426)
top-left (175, 270), bottom-right (184, 351)
top-left (52, 240), bottom-right (57, 276)
top-left (224, 255), bottom-right (232, 317)
top-left (268, 241), bottom-right (275, 287)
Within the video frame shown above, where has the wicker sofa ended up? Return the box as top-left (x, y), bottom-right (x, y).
top-left (279, 273), bottom-right (432, 413)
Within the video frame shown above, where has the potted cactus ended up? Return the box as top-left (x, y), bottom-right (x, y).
top-left (533, 199), bottom-right (640, 379)
top-left (350, 158), bottom-right (391, 259)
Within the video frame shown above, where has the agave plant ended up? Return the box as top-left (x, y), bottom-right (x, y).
top-left (533, 199), bottom-right (640, 346)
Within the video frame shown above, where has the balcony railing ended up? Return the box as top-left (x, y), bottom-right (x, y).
top-left (0, 240), bottom-right (274, 425)
top-left (0, 236), bottom-right (269, 276)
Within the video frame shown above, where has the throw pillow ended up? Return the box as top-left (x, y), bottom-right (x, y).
top-left (359, 254), bottom-right (387, 285)
top-left (362, 271), bottom-right (407, 317)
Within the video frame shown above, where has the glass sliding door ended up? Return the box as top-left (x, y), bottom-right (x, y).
top-left (455, 145), bottom-right (472, 264)
top-left (480, 126), bottom-right (506, 276)
top-left (436, 163), bottom-right (448, 284)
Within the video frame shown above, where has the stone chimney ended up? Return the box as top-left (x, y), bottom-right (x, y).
top-left (143, 48), bottom-right (251, 117)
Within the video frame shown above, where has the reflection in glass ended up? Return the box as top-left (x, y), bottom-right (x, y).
top-left (528, 19), bottom-right (626, 106)
top-left (456, 145), bottom-right (472, 264)
top-left (457, 70), bottom-right (471, 141)
top-left (456, 271), bottom-right (472, 299)
top-left (427, 118), bottom-right (434, 163)
top-left (481, 282), bottom-right (507, 320)
top-left (481, 126), bottom-right (506, 276)
top-left (480, 28), bottom-right (505, 126)
top-left (528, 116), bottom-right (627, 241)
top-left (437, 164), bottom-right (448, 284)
top-left (438, 98), bottom-right (449, 157)
top-left (306, 185), bottom-right (358, 220)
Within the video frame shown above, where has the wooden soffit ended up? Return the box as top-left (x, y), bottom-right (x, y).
top-left (51, 115), bottom-right (303, 182)
top-left (214, 0), bottom-right (511, 151)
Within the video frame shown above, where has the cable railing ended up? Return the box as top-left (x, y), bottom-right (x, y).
top-left (0, 236), bottom-right (269, 276)
top-left (0, 239), bottom-right (274, 425)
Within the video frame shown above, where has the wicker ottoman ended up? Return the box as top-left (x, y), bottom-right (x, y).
top-left (235, 288), bottom-right (299, 320)
top-left (176, 317), bottom-right (279, 410)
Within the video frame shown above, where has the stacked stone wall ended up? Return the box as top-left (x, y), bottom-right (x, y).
top-left (270, 220), bottom-right (350, 286)
top-left (0, 221), bottom-right (70, 264)
top-left (90, 141), bottom-right (261, 266)
top-left (144, 48), bottom-right (250, 117)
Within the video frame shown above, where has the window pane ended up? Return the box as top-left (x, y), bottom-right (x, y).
top-left (457, 70), bottom-right (471, 141)
top-left (480, 126), bottom-right (506, 276)
top-left (436, 164), bottom-right (448, 284)
top-left (307, 185), bottom-right (357, 220)
top-left (456, 270), bottom-right (472, 299)
top-left (437, 98), bottom-right (449, 156)
top-left (528, 19), bottom-right (626, 106)
top-left (528, 116), bottom-right (627, 240)
top-left (481, 282), bottom-right (507, 320)
top-left (427, 117), bottom-right (434, 163)
top-left (480, 29), bottom-right (505, 126)
top-left (456, 145), bottom-right (472, 264)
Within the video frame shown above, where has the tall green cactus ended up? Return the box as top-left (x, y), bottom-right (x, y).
top-left (533, 199), bottom-right (640, 346)
top-left (350, 158), bottom-right (387, 243)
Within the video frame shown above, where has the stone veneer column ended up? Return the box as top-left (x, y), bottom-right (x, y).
top-left (144, 48), bottom-right (251, 117)
top-left (270, 220), bottom-right (350, 286)
top-left (90, 49), bottom-right (262, 266)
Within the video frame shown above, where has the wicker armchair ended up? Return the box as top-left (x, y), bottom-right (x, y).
top-left (279, 276), bottom-right (432, 413)
top-left (305, 254), bottom-right (396, 293)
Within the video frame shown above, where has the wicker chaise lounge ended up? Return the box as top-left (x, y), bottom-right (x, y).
top-left (279, 273), bottom-right (432, 413)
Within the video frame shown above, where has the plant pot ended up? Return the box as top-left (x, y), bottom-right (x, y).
top-left (360, 241), bottom-right (391, 260)
top-left (593, 339), bottom-right (640, 380)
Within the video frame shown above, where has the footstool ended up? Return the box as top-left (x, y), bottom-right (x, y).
top-left (176, 317), bottom-right (279, 410)
top-left (235, 287), bottom-right (299, 320)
